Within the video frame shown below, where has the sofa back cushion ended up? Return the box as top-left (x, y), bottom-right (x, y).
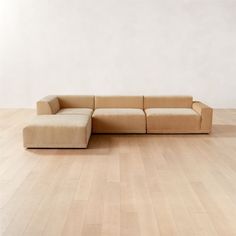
top-left (144, 96), bottom-right (193, 108)
top-left (58, 95), bottom-right (94, 109)
top-left (95, 96), bottom-right (143, 109)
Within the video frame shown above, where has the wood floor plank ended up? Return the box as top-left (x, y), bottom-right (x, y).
top-left (0, 108), bottom-right (236, 236)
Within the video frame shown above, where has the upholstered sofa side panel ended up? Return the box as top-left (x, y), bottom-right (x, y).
top-left (57, 95), bottom-right (94, 109)
top-left (144, 96), bottom-right (193, 108)
top-left (37, 96), bottom-right (60, 115)
top-left (192, 101), bottom-right (213, 132)
top-left (95, 96), bottom-right (143, 109)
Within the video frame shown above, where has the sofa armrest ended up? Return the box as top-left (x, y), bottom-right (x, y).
top-left (192, 101), bottom-right (213, 131)
top-left (37, 96), bottom-right (60, 115)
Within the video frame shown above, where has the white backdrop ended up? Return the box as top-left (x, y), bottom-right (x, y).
top-left (0, 0), bottom-right (236, 108)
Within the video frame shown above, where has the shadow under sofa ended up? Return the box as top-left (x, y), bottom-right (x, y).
top-left (23, 95), bottom-right (213, 148)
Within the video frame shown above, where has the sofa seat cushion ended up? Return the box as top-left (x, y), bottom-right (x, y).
top-left (23, 115), bottom-right (91, 148)
top-left (145, 108), bottom-right (201, 133)
top-left (56, 108), bottom-right (93, 116)
top-left (92, 108), bottom-right (146, 133)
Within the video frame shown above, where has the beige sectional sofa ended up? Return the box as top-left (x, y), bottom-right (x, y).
top-left (23, 95), bottom-right (213, 148)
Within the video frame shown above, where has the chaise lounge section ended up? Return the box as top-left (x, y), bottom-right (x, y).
top-left (23, 115), bottom-right (91, 148)
top-left (26, 95), bottom-right (95, 148)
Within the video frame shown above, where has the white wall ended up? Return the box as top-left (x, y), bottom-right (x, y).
top-left (0, 0), bottom-right (236, 108)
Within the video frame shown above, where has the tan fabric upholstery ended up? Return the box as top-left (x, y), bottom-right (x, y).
top-left (58, 95), bottom-right (94, 109)
top-left (95, 96), bottom-right (143, 109)
top-left (56, 108), bottom-right (93, 116)
top-left (23, 115), bottom-right (91, 148)
top-left (34, 95), bottom-right (213, 142)
top-left (192, 101), bottom-right (213, 132)
top-left (92, 108), bottom-right (146, 133)
top-left (144, 96), bottom-right (193, 109)
top-left (37, 96), bottom-right (60, 115)
top-left (145, 108), bottom-right (201, 133)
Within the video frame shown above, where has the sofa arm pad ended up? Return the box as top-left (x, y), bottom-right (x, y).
top-left (192, 101), bottom-right (213, 131)
top-left (37, 96), bottom-right (60, 115)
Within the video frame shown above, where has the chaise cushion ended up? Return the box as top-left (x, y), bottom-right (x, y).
top-left (56, 108), bottom-right (93, 116)
top-left (145, 108), bottom-right (201, 133)
top-left (92, 108), bottom-right (146, 133)
top-left (23, 115), bottom-right (91, 148)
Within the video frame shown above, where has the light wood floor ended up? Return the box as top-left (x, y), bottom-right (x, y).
top-left (0, 109), bottom-right (236, 236)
